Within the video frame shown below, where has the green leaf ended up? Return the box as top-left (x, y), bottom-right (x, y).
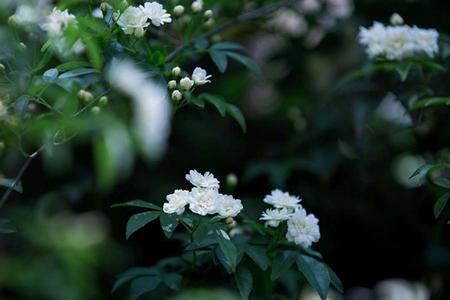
top-left (326, 265), bottom-right (344, 293)
top-left (225, 104), bottom-right (247, 133)
top-left (296, 255), bottom-right (330, 300)
top-left (59, 68), bottom-right (97, 79)
top-left (434, 191), bottom-right (450, 218)
top-left (0, 178), bottom-right (23, 193)
top-left (225, 52), bottom-right (261, 74)
top-left (162, 273), bottom-right (183, 290)
top-left (56, 61), bottom-right (91, 72)
top-left (0, 218), bottom-right (16, 234)
top-left (271, 251), bottom-right (296, 280)
top-left (33, 47), bottom-right (54, 73)
top-left (129, 276), bottom-right (161, 300)
top-left (112, 200), bottom-right (162, 210)
top-left (211, 42), bottom-right (245, 52)
top-left (215, 230), bottom-right (238, 273)
top-left (434, 177), bottom-right (450, 189)
top-left (395, 62), bottom-right (413, 82)
top-left (410, 97), bottom-right (450, 111)
top-left (235, 266), bottom-right (253, 300)
top-left (112, 267), bottom-right (159, 292)
top-left (80, 36), bottom-right (103, 70)
top-left (160, 213), bottom-right (179, 238)
top-left (209, 50), bottom-right (228, 73)
top-left (126, 211), bottom-right (161, 239)
top-left (245, 244), bottom-right (269, 270)
top-left (202, 94), bottom-right (226, 116)
top-left (410, 163), bottom-right (450, 180)
top-left (43, 68), bottom-right (59, 81)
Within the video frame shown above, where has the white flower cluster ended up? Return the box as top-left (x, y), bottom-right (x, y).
top-left (259, 189), bottom-right (320, 248)
top-left (358, 14), bottom-right (439, 60)
top-left (163, 170), bottom-right (243, 218)
top-left (41, 7), bottom-right (76, 37)
top-left (168, 67), bottom-right (212, 101)
top-left (117, 2), bottom-right (172, 37)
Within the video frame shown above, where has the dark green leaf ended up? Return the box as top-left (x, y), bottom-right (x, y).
top-left (56, 61), bottom-right (91, 72)
top-left (33, 47), bottom-right (54, 73)
top-left (59, 68), bottom-right (97, 79)
top-left (235, 266), bottom-right (253, 300)
top-left (112, 267), bottom-right (159, 292)
top-left (126, 211), bottom-right (161, 239)
top-left (162, 273), bottom-right (183, 290)
top-left (0, 218), bottom-right (16, 234)
top-left (434, 177), bottom-right (450, 189)
top-left (245, 244), bottom-right (269, 270)
top-left (271, 251), bottom-right (296, 280)
top-left (434, 191), bottom-right (450, 218)
top-left (129, 276), bottom-right (161, 300)
top-left (0, 178), bottom-right (23, 193)
top-left (215, 230), bottom-right (238, 273)
top-left (209, 50), bottom-right (228, 73)
top-left (160, 213), bottom-right (179, 238)
top-left (410, 97), bottom-right (450, 111)
top-left (395, 62), bottom-right (413, 82)
top-left (296, 255), bottom-right (330, 300)
top-left (112, 200), bottom-right (162, 210)
top-left (225, 52), bottom-right (261, 74)
top-left (201, 94), bottom-right (226, 116)
top-left (326, 265), bottom-right (344, 293)
top-left (211, 42), bottom-right (245, 51)
top-left (225, 104), bottom-right (247, 133)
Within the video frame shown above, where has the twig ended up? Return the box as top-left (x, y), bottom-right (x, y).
top-left (0, 147), bottom-right (43, 209)
top-left (166, 0), bottom-right (298, 62)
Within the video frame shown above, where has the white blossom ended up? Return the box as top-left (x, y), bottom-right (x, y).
top-left (260, 208), bottom-right (293, 227)
top-left (140, 2), bottom-right (172, 27)
top-left (185, 170), bottom-right (220, 189)
top-left (390, 13), bottom-right (404, 25)
top-left (263, 189), bottom-right (302, 210)
top-left (171, 90), bottom-right (182, 101)
top-left (189, 187), bottom-right (220, 216)
top-left (286, 208), bottom-right (320, 248)
top-left (215, 195), bottom-right (243, 218)
top-left (412, 27), bottom-right (439, 58)
top-left (163, 189), bottom-right (191, 215)
top-left (172, 66), bottom-right (181, 76)
top-left (192, 67), bottom-right (212, 85)
top-left (117, 6), bottom-right (149, 36)
top-left (10, 4), bottom-right (46, 27)
top-left (41, 7), bottom-right (76, 37)
top-left (191, 0), bottom-right (204, 13)
top-left (173, 5), bottom-right (185, 16)
top-left (180, 77), bottom-right (194, 90)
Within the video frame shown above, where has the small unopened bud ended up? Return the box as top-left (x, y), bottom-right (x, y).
top-left (205, 17), bottom-right (214, 28)
top-left (8, 15), bottom-right (17, 26)
top-left (101, 2), bottom-right (110, 14)
top-left (390, 13), bottom-right (404, 25)
top-left (19, 42), bottom-right (26, 50)
top-left (168, 80), bottom-right (177, 89)
top-left (0, 63), bottom-right (4, 71)
top-left (226, 173), bottom-right (238, 188)
top-left (228, 220), bottom-right (237, 229)
top-left (191, 1), bottom-right (203, 13)
top-left (171, 90), bottom-right (182, 101)
top-left (134, 27), bottom-right (145, 38)
top-left (0, 141), bottom-right (5, 151)
top-left (99, 96), bottom-right (108, 106)
top-left (211, 34), bottom-right (222, 43)
top-left (225, 217), bottom-right (234, 225)
top-left (173, 5), bottom-right (185, 16)
top-left (91, 106), bottom-right (101, 114)
top-left (28, 103), bottom-right (37, 112)
top-left (112, 11), bottom-right (120, 22)
top-left (78, 89), bottom-right (93, 102)
top-left (204, 10), bottom-right (213, 18)
top-left (179, 77), bottom-right (194, 90)
top-left (172, 66), bottom-right (181, 77)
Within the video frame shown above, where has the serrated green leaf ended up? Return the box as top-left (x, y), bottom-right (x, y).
top-left (129, 276), bottom-right (161, 300)
top-left (111, 200), bottom-right (162, 210)
top-left (271, 251), bottom-right (296, 280)
top-left (434, 191), bottom-right (450, 218)
top-left (296, 255), bottom-right (330, 300)
top-left (160, 213), bottom-right (179, 238)
top-left (245, 245), bottom-right (269, 270)
top-left (235, 266), bottom-right (253, 300)
top-left (209, 50), bottom-right (228, 73)
top-left (126, 211), bottom-right (161, 239)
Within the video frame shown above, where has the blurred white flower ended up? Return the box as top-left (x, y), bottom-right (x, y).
top-left (189, 187), bottom-right (220, 216)
top-left (192, 67), bottom-right (212, 85)
top-left (297, 0), bottom-right (321, 14)
top-left (107, 58), bottom-right (171, 159)
top-left (376, 94), bottom-right (412, 126)
top-left (41, 7), bottom-right (76, 37)
top-left (215, 195), bottom-right (243, 218)
top-left (140, 2), bottom-right (172, 27)
top-left (164, 190), bottom-right (191, 215)
top-left (117, 6), bottom-right (149, 36)
top-left (92, 7), bottom-right (104, 18)
top-left (269, 9), bottom-right (308, 37)
top-left (358, 21), bottom-right (439, 60)
top-left (191, 0), bottom-right (204, 13)
top-left (180, 77), bottom-right (194, 90)
top-left (263, 189), bottom-right (302, 210)
top-left (326, 0), bottom-right (353, 19)
top-left (186, 170), bottom-right (220, 189)
top-left (10, 4), bottom-right (46, 27)
top-left (286, 208), bottom-right (320, 248)
top-left (392, 154), bottom-right (426, 188)
top-left (375, 279), bottom-right (429, 300)
top-left (260, 208), bottom-right (292, 227)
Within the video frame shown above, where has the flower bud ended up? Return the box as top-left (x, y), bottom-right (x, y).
top-left (205, 17), bottom-right (214, 28)
top-left (99, 96), bottom-right (108, 106)
top-left (91, 106), bottom-right (101, 114)
top-left (8, 16), bottom-right (17, 26)
top-left (204, 10), bottom-right (213, 18)
top-left (172, 66), bottom-right (181, 77)
top-left (225, 217), bottom-right (234, 225)
top-left (112, 11), bottom-right (120, 22)
top-left (390, 13), bottom-right (404, 25)
top-left (226, 173), bottom-right (238, 188)
top-left (78, 89), bottom-right (93, 102)
top-left (179, 77), bottom-right (194, 90)
top-left (191, 1), bottom-right (203, 13)
top-left (101, 2), bottom-right (110, 14)
top-left (0, 64), bottom-right (4, 71)
top-left (168, 80), bottom-right (177, 89)
top-left (171, 90), bottom-right (183, 101)
top-left (173, 5), bottom-right (185, 16)
top-left (0, 141), bottom-right (5, 151)
top-left (19, 42), bottom-right (26, 50)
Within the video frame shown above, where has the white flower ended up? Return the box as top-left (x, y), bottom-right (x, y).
top-left (41, 7), bottom-right (76, 37)
top-left (412, 27), bottom-right (439, 58)
top-left (286, 208), bottom-right (320, 248)
top-left (383, 25), bottom-right (416, 60)
top-left (11, 4), bottom-right (46, 27)
top-left (215, 195), bottom-right (243, 218)
top-left (189, 187), bottom-right (220, 216)
top-left (117, 6), bottom-right (149, 36)
top-left (390, 13), bottom-right (404, 25)
top-left (140, 2), bottom-right (172, 27)
top-left (185, 170), bottom-right (220, 189)
top-left (259, 208), bottom-right (292, 227)
top-left (192, 67), bottom-right (212, 85)
top-left (163, 190), bottom-right (191, 215)
top-left (191, 0), bottom-right (204, 13)
top-left (263, 189), bottom-right (302, 210)
top-left (180, 77), bottom-right (194, 90)
top-left (358, 22), bottom-right (388, 58)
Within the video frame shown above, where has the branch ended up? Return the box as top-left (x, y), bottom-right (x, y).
top-left (166, 0), bottom-right (298, 62)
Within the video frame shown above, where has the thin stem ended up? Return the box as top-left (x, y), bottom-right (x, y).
top-left (166, 0), bottom-right (298, 62)
top-left (0, 147), bottom-right (43, 209)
